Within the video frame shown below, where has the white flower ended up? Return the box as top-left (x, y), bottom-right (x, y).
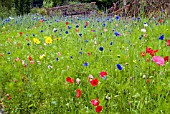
top-left (141, 28), bottom-right (146, 32)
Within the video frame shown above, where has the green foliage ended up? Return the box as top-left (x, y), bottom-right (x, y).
top-left (0, 14), bottom-right (170, 113)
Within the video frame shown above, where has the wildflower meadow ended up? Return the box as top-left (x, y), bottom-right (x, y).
top-left (0, 14), bottom-right (170, 113)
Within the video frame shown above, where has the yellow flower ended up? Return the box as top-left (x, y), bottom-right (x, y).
top-left (54, 38), bottom-right (61, 41)
top-left (45, 36), bottom-right (53, 44)
top-left (39, 54), bottom-right (45, 59)
top-left (133, 60), bottom-right (136, 63)
top-left (33, 38), bottom-right (40, 44)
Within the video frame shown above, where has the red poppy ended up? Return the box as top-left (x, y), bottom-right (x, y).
top-left (40, 20), bottom-right (43, 22)
top-left (90, 78), bottom-right (98, 86)
top-left (66, 77), bottom-right (74, 84)
top-left (99, 71), bottom-right (107, 78)
top-left (19, 32), bottom-right (23, 36)
top-left (167, 40), bottom-right (170, 46)
top-left (66, 21), bottom-right (69, 25)
top-left (76, 89), bottom-right (82, 98)
top-left (146, 47), bottom-right (158, 56)
top-left (85, 22), bottom-right (88, 26)
top-left (159, 19), bottom-right (163, 23)
top-left (164, 56), bottom-right (169, 62)
top-left (28, 56), bottom-right (33, 61)
top-left (91, 99), bottom-right (99, 106)
top-left (96, 106), bottom-right (102, 113)
top-left (140, 52), bottom-right (146, 57)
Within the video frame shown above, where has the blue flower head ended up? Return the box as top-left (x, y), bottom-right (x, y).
top-left (56, 58), bottom-right (59, 61)
top-left (85, 40), bottom-right (88, 42)
top-left (76, 25), bottom-right (79, 28)
top-left (40, 30), bottom-right (44, 32)
top-left (68, 26), bottom-right (71, 29)
top-left (65, 31), bottom-right (68, 34)
top-left (115, 15), bottom-right (120, 20)
top-left (79, 33), bottom-right (82, 37)
top-left (114, 32), bottom-right (120, 36)
top-left (116, 64), bottom-right (122, 70)
top-left (83, 62), bottom-right (89, 66)
top-left (103, 23), bottom-right (106, 27)
top-left (159, 34), bottom-right (164, 40)
top-left (99, 46), bottom-right (104, 51)
top-left (84, 25), bottom-right (86, 28)
top-left (110, 42), bottom-right (113, 45)
top-left (70, 56), bottom-right (73, 59)
top-left (79, 52), bottom-right (82, 54)
top-left (7, 52), bottom-right (10, 54)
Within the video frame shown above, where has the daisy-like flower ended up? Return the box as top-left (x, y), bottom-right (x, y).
top-left (45, 36), bottom-right (53, 44)
top-left (33, 38), bottom-right (40, 44)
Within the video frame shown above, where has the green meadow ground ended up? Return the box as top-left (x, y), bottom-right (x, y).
top-left (0, 14), bottom-right (170, 114)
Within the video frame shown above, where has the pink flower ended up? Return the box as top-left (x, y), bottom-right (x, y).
top-left (99, 71), bottom-right (107, 78)
top-left (152, 56), bottom-right (164, 66)
top-left (30, 60), bottom-right (34, 64)
top-left (76, 78), bottom-right (80, 84)
top-left (91, 99), bottom-right (99, 106)
top-left (58, 52), bottom-right (61, 57)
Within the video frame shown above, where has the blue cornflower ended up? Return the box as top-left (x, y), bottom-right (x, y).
top-left (159, 35), bottom-right (164, 40)
top-left (99, 46), bottom-right (104, 51)
top-left (103, 23), bottom-right (106, 27)
top-left (32, 34), bottom-right (35, 36)
top-left (85, 40), bottom-right (88, 42)
top-left (84, 25), bottom-right (86, 28)
top-left (137, 17), bottom-right (140, 21)
top-left (7, 52), bottom-right (10, 54)
top-left (83, 62), bottom-right (89, 66)
top-left (56, 58), bottom-right (59, 61)
top-left (116, 64), bottom-right (122, 70)
top-left (110, 42), bottom-right (113, 45)
top-left (40, 30), bottom-right (43, 32)
top-left (114, 32), bottom-right (120, 36)
top-left (115, 15), bottom-right (120, 20)
top-left (76, 25), bottom-right (79, 28)
top-left (68, 26), bottom-right (71, 29)
top-left (79, 33), bottom-right (82, 37)
top-left (65, 31), bottom-right (68, 34)
top-left (79, 52), bottom-right (82, 54)
top-left (70, 56), bottom-right (73, 59)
